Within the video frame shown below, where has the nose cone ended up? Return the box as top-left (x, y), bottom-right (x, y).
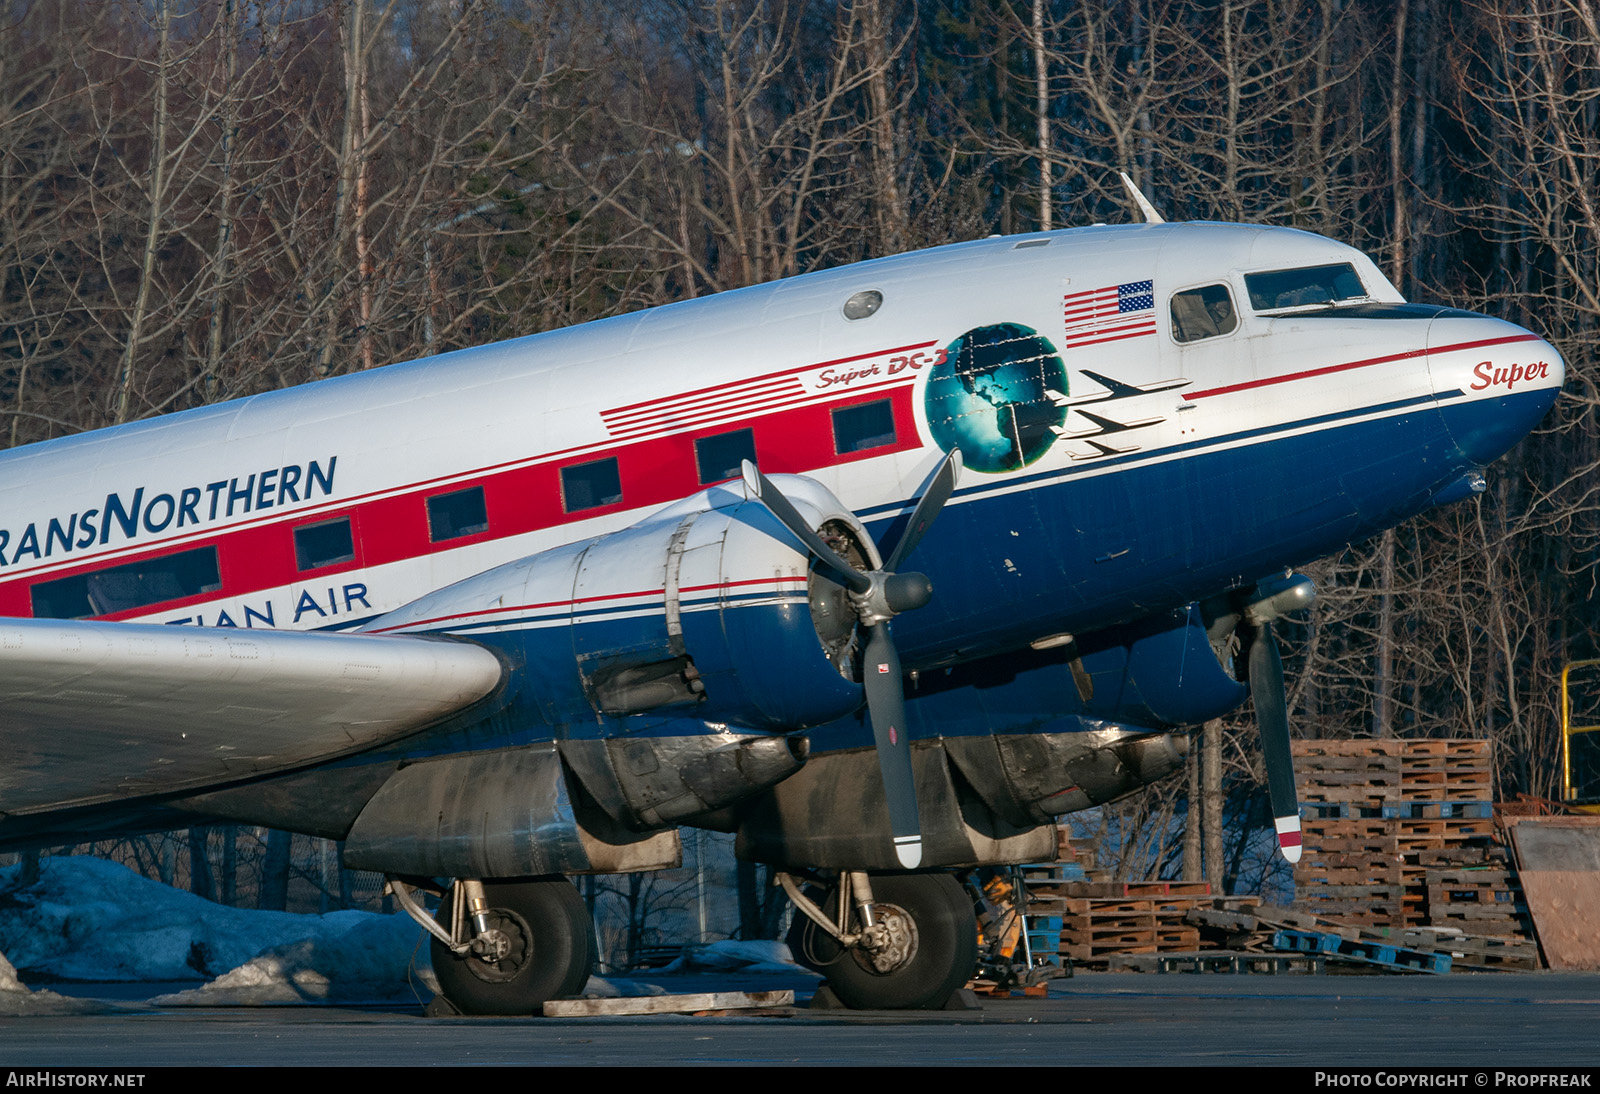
top-left (1428, 312), bottom-right (1564, 467)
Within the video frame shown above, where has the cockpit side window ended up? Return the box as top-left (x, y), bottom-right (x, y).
top-left (1244, 263), bottom-right (1367, 312)
top-left (1170, 284), bottom-right (1238, 344)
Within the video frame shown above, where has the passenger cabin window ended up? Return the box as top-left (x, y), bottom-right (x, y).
top-left (294, 517), bottom-right (355, 571)
top-left (31, 546), bottom-right (222, 619)
top-left (832, 400), bottom-right (896, 454)
top-left (427, 486), bottom-right (489, 542)
top-left (561, 457), bottom-right (622, 512)
top-left (1245, 263), bottom-right (1366, 312)
top-left (694, 429), bottom-right (757, 484)
top-left (1170, 284), bottom-right (1239, 344)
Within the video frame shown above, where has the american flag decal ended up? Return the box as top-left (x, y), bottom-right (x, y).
top-left (1062, 280), bottom-right (1157, 349)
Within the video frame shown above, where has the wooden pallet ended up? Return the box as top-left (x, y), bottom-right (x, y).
top-left (1053, 880), bottom-right (1212, 898)
top-left (1299, 834), bottom-right (1402, 857)
top-left (1396, 817), bottom-right (1498, 849)
top-left (1400, 774), bottom-right (1494, 801)
top-left (1298, 757), bottom-right (1404, 773)
top-left (1050, 895), bottom-right (1256, 961)
top-left (1375, 929), bottom-right (1539, 971)
top-left (1405, 845), bottom-right (1507, 868)
top-left (1190, 905), bottom-right (1537, 971)
top-left (1390, 801), bottom-right (1494, 818)
top-left (1107, 951), bottom-right (1327, 975)
top-left (1423, 865), bottom-right (1533, 938)
top-left (1292, 740), bottom-right (1408, 759)
top-left (1302, 817), bottom-right (1400, 842)
top-left (1296, 860), bottom-right (1403, 884)
top-left (1300, 782), bottom-right (1403, 808)
top-left (1398, 740), bottom-right (1492, 777)
top-left (1292, 890), bottom-right (1405, 928)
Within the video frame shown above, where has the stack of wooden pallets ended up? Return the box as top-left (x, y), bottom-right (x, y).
top-left (1028, 881), bottom-right (1257, 963)
top-left (1292, 739), bottom-right (1536, 949)
top-left (1017, 745), bottom-right (1540, 971)
top-left (1294, 739), bottom-right (1407, 926)
top-left (1036, 881), bottom-right (1197, 961)
top-left (1021, 829), bottom-right (1111, 887)
top-left (1024, 833), bottom-right (1263, 965)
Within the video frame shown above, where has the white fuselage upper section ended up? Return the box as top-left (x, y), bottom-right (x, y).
top-left (0, 223), bottom-right (1561, 639)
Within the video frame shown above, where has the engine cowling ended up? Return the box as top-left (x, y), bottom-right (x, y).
top-left (367, 477), bottom-right (872, 732)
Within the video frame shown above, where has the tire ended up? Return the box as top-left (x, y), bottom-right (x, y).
top-left (430, 878), bottom-right (596, 1016)
top-left (787, 873), bottom-right (977, 1010)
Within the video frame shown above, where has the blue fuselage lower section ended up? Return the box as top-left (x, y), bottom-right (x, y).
top-left (412, 380), bottom-right (1551, 765)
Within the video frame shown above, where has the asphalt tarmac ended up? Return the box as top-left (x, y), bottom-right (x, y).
top-left (4, 969), bottom-right (1600, 1068)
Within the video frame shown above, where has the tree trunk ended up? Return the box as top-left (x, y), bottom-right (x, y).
top-left (113, 0), bottom-right (173, 424)
top-left (1183, 732), bottom-right (1202, 882)
top-left (1202, 718), bottom-right (1223, 893)
top-left (1033, 0), bottom-right (1051, 230)
top-left (187, 828), bottom-right (214, 902)
top-left (261, 829), bottom-right (291, 912)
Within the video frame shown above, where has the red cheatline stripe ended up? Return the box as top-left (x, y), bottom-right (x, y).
top-left (600, 340), bottom-right (937, 418)
top-left (0, 428), bottom-right (634, 584)
top-left (0, 382), bottom-right (919, 592)
top-left (1187, 333), bottom-right (1539, 400)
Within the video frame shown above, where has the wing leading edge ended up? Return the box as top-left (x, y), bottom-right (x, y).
top-left (0, 618), bottom-right (504, 815)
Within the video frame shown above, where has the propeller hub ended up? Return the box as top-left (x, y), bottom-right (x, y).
top-left (852, 570), bottom-right (933, 626)
top-left (884, 571), bottom-right (933, 613)
top-left (1244, 573), bottom-right (1316, 626)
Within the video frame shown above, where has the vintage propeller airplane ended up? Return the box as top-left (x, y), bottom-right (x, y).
top-left (0, 209), bottom-right (1562, 1013)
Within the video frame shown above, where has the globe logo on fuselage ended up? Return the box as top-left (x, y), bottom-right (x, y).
top-left (923, 322), bottom-right (1068, 473)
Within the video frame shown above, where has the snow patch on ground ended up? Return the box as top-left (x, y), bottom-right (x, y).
top-left (0, 856), bottom-right (428, 1004)
top-left (0, 943), bottom-right (120, 1015)
top-left (152, 915), bottom-right (435, 1006)
top-left (0, 856), bottom-right (812, 1007)
top-left (658, 940), bottom-right (817, 976)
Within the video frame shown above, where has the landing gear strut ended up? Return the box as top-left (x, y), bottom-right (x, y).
top-left (390, 876), bottom-right (595, 1015)
top-left (782, 871), bottom-right (977, 1010)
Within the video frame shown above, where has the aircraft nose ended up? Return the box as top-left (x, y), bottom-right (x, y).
top-left (1427, 311), bottom-right (1563, 467)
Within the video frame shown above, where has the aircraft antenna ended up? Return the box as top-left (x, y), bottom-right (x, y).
top-left (1118, 171), bottom-right (1166, 224)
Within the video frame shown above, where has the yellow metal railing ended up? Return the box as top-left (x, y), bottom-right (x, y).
top-left (1560, 659), bottom-right (1600, 811)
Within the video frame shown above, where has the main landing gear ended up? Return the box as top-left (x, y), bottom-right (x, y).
top-left (389, 876), bottom-right (595, 1016)
top-left (388, 870), bottom-right (977, 1014)
top-left (780, 871), bottom-right (978, 1010)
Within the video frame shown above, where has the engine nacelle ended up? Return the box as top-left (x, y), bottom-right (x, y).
top-left (368, 477), bottom-right (871, 732)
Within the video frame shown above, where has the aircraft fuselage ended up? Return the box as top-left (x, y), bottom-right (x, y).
top-left (0, 222), bottom-right (1563, 866)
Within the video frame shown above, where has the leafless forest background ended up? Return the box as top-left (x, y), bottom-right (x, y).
top-left (2, 0), bottom-right (1598, 930)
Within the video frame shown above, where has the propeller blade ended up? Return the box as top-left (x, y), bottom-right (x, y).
top-left (862, 622), bottom-right (921, 869)
top-left (883, 449), bottom-right (962, 573)
top-left (1248, 622), bottom-right (1301, 863)
top-left (739, 458), bottom-right (930, 868)
top-left (741, 460), bottom-right (870, 594)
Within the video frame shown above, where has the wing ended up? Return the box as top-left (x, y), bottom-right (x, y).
top-left (0, 618), bottom-right (504, 815)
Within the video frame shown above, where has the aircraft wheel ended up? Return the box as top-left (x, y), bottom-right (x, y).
top-left (788, 872), bottom-right (977, 1010)
top-left (430, 877), bottom-right (595, 1015)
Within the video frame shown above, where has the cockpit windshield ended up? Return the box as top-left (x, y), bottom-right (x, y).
top-left (1244, 263), bottom-right (1368, 312)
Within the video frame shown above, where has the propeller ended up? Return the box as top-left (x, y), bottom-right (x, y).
top-left (741, 450), bottom-right (962, 869)
top-left (1233, 573), bottom-right (1316, 864)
